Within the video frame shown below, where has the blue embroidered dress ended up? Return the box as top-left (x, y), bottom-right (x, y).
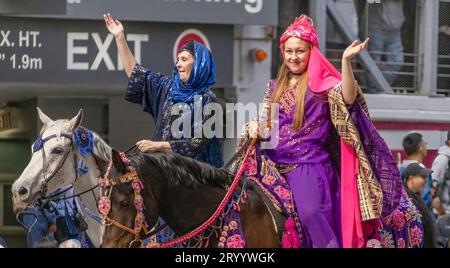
top-left (125, 41), bottom-right (223, 246)
top-left (125, 58), bottom-right (223, 168)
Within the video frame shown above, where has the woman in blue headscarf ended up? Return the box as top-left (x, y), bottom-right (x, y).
top-left (104, 13), bottom-right (223, 168)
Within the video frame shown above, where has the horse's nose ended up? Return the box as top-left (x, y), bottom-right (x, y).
top-left (12, 188), bottom-right (28, 214)
top-left (18, 187), bottom-right (28, 197)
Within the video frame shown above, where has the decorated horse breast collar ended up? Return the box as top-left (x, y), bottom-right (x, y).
top-left (98, 152), bottom-right (148, 247)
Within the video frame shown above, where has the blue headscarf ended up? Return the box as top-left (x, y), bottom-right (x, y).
top-left (172, 41), bottom-right (216, 104)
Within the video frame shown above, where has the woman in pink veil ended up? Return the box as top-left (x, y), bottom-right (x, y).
top-left (242, 15), bottom-right (423, 248)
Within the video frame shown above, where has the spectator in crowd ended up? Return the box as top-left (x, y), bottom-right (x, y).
top-left (435, 214), bottom-right (450, 248)
top-left (400, 132), bottom-right (433, 208)
top-left (403, 163), bottom-right (436, 248)
top-left (431, 129), bottom-right (450, 215)
top-left (354, 0), bottom-right (406, 93)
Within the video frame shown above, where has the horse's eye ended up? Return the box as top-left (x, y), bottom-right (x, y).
top-left (119, 200), bottom-right (129, 208)
top-left (51, 147), bottom-right (63, 154)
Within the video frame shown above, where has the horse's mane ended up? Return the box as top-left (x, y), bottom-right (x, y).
top-left (128, 152), bottom-right (232, 188)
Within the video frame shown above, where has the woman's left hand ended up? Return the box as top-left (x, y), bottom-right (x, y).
top-left (342, 38), bottom-right (369, 61)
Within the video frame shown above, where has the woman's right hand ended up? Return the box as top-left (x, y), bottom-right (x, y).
top-left (247, 121), bottom-right (259, 139)
top-left (241, 120), bottom-right (260, 139)
top-left (103, 13), bottom-right (124, 38)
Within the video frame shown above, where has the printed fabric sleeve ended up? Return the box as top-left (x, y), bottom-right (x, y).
top-left (125, 63), bottom-right (172, 118)
top-left (168, 93), bottom-right (216, 157)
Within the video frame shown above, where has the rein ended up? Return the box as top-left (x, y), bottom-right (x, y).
top-left (158, 138), bottom-right (257, 248)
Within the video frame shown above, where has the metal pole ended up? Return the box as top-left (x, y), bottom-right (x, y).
top-left (309, 0), bottom-right (328, 53)
top-left (418, 0), bottom-right (439, 96)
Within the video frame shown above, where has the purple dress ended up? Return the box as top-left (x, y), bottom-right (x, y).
top-left (251, 80), bottom-right (423, 248)
top-left (261, 86), bottom-right (342, 248)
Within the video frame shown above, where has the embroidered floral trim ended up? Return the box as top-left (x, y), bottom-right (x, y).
top-left (278, 87), bottom-right (297, 115)
top-left (411, 226), bottom-right (423, 247)
top-left (262, 175), bottom-right (277, 186)
top-left (380, 189), bottom-right (424, 248)
top-left (226, 234), bottom-right (246, 248)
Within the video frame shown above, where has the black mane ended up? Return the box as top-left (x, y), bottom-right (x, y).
top-left (128, 152), bottom-right (232, 188)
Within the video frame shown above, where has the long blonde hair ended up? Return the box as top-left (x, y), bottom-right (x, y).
top-left (271, 63), bottom-right (309, 131)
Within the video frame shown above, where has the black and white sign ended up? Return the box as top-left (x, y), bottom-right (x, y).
top-left (0, 17), bottom-right (233, 87)
top-left (42, 0), bottom-right (277, 26)
top-left (0, 0), bottom-right (66, 15)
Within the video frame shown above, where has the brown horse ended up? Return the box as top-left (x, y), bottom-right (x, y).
top-left (101, 149), bottom-right (279, 248)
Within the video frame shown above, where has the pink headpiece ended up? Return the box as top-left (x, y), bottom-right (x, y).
top-left (279, 15), bottom-right (319, 54)
top-left (279, 15), bottom-right (342, 94)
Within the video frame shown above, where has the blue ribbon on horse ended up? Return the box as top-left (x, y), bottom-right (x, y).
top-left (32, 135), bottom-right (44, 153)
top-left (76, 159), bottom-right (89, 175)
top-left (73, 127), bottom-right (94, 175)
top-left (73, 127), bottom-right (94, 157)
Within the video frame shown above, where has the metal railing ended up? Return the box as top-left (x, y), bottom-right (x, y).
top-left (438, 0), bottom-right (450, 96)
top-left (326, 48), bottom-right (420, 94)
top-left (325, 0), bottom-right (450, 95)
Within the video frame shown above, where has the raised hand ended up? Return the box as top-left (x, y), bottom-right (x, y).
top-left (103, 13), bottom-right (124, 38)
top-left (103, 13), bottom-right (136, 77)
top-left (342, 38), bottom-right (369, 61)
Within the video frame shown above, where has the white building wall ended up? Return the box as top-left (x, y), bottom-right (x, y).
top-left (365, 94), bottom-right (450, 123)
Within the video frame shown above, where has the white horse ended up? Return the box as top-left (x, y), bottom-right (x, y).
top-left (12, 108), bottom-right (111, 247)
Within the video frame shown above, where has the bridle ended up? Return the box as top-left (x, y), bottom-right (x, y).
top-left (98, 152), bottom-right (162, 248)
top-left (32, 129), bottom-right (99, 202)
top-left (33, 132), bottom-right (75, 199)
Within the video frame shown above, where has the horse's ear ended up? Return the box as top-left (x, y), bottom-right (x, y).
top-left (111, 149), bottom-right (127, 174)
top-left (37, 107), bottom-right (53, 126)
top-left (68, 109), bottom-right (83, 131)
